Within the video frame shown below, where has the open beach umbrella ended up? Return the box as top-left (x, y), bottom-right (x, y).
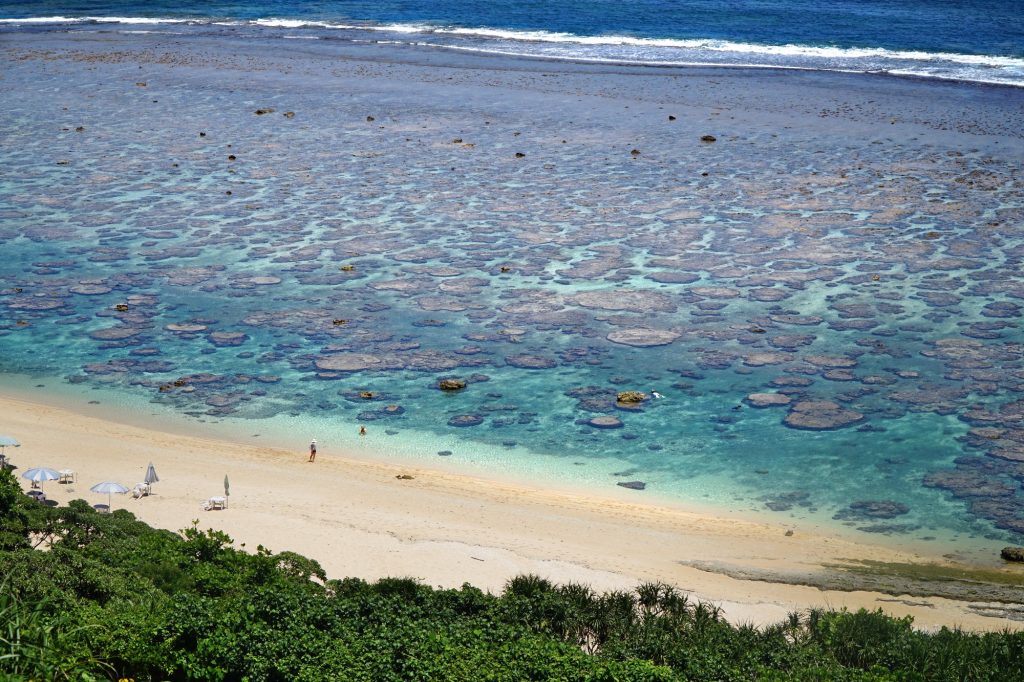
top-left (22, 467), bottom-right (59, 492)
top-left (0, 436), bottom-right (19, 466)
top-left (144, 462), bottom-right (159, 487)
top-left (90, 481), bottom-right (130, 510)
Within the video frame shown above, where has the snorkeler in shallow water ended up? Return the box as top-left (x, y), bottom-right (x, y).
top-left (651, 390), bottom-right (664, 399)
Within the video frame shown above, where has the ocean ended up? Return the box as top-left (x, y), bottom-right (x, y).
top-left (1, 2), bottom-right (1023, 559)
top-left (2, 0), bottom-right (1023, 86)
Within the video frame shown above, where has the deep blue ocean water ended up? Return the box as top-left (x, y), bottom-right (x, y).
top-left (2, 0), bottom-right (1023, 85)
top-left (1, 3), bottom-right (1024, 556)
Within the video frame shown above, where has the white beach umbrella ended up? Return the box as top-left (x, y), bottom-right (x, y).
top-left (0, 436), bottom-right (19, 465)
top-left (22, 467), bottom-right (60, 492)
top-left (90, 481), bottom-right (130, 510)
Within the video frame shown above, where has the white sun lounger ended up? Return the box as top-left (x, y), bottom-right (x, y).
top-left (203, 496), bottom-right (226, 511)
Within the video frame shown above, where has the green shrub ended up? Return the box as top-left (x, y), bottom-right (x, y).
top-left (0, 471), bottom-right (1021, 682)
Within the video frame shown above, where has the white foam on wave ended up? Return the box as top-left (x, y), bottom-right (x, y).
top-left (427, 25), bottom-right (1024, 86)
top-left (0, 15), bottom-right (81, 23)
top-left (437, 26), bottom-right (1024, 68)
top-left (253, 18), bottom-right (316, 29)
top-left (4, 14), bottom-right (1022, 86)
top-left (436, 42), bottom-right (1024, 88)
top-left (253, 17), bottom-right (432, 34)
top-left (239, 18), bottom-right (1024, 71)
top-left (0, 15), bottom-right (191, 25)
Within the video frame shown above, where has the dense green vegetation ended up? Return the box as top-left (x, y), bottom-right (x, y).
top-left (1, 468), bottom-right (1022, 681)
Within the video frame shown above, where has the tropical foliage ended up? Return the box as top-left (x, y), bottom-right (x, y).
top-left (0, 467), bottom-right (1021, 681)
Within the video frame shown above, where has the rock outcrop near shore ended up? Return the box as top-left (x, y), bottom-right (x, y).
top-left (1001, 547), bottom-right (1024, 562)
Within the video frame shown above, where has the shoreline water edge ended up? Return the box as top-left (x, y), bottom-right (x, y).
top-left (2, 21), bottom-right (1023, 629)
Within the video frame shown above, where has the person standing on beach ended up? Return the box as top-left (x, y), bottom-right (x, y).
top-left (308, 439), bottom-right (317, 463)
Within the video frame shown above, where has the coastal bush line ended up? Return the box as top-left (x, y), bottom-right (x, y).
top-left (1, 469), bottom-right (1021, 681)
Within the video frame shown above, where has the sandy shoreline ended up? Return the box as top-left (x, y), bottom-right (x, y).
top-left (4, 391), bottom-right (1020, 631)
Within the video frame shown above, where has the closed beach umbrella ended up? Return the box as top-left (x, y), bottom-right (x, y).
top-left (224, 474), bottom-right (230, 508)
top-left (144, 462), bottom-right (159, 486)
top-left (22, 467), bottom-right (59, 492)
top-left (90, 481), bottom-right (130, 510)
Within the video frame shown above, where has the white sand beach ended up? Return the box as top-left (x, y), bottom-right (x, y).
top-left (5, 391), bottom-right (1020, 632)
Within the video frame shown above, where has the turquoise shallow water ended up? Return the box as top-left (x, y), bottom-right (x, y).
top-left (1, 29), bottom-right (1023, 554)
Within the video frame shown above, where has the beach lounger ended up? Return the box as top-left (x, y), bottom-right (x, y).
top-left (132, 482), bottom-right (151, 498)
top-left (26, 490), bottom-right (46, 503)
top-left (203, 496), bottom-right (227, 511)
top-left (59, 469), bottom-right (76, 484)
top-left (93, 503), bottom-right (110, 513)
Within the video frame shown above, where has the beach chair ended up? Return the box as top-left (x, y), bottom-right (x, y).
top-left (132, 482), bottom-right (151, 498)
top-left (26, 490), bottom-right (46, 503)
top-left (203, 496), bottom-right (226, 511)
top-left (93, 503), bottom-right (110, 513)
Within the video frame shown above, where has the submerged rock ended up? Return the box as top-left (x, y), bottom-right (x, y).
top-left (587, 415), bottom-right (623, 429)
top-left (744, 393), bottom-right (792, 408)
top-left (88, 326), bottom-right (142, 340)
top-left (922, 470), bottom-right (1016, 498)
top-left (571, 288), bottom-right (676, 313)
top-left (784, 401), bottom-right (864, 430)
top-left (208, 331), bottom-right (248, 346)
top-left (763, 491), bottom-right (811, 512)
top-left (448, 414), bottom-right (483, 427)
top-left (166, 322), bottom-right (207, 333)
top-left (606, 328), bottom-right (680, 347)
top-left (834, 500), bottom-right (910, 520)
top-left (314, 354), bottom-right (381, 372)
top-left (617, 481), bottom-right (646, 490)
top-left (505, 354), bottom-right (557, 369)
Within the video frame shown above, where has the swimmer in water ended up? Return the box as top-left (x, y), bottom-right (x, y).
top-left (651, 390), bottom-right (664, 399)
